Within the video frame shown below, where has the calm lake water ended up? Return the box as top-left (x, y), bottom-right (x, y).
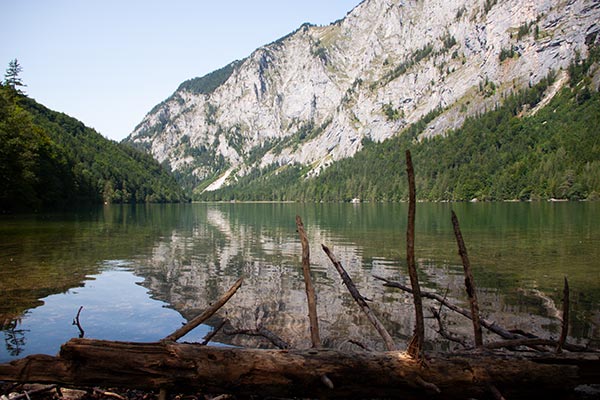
top-left (1, 202), bottom-right (598, 362)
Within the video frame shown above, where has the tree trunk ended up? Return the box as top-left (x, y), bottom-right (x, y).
top-left (1, 338), bottom-right (598, 399)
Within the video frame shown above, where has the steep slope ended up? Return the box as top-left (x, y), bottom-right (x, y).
top-left (126, 0), bottom-right (600, 196)
top-left (199, 55), bottom-right (600, 202)
top-left (0, 86), bottom-right (187, 212)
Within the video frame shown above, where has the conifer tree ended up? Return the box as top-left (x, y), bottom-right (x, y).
top-left (4, 59), bottom-right (26, 93)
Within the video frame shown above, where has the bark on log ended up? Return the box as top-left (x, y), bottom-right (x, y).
top-left (0, 338), bottom-right (598, 399)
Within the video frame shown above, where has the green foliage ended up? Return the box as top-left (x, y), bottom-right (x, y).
top-left (382, 102), bottom-right (402, 121)
top-left (484, 0), bottom-right (498, 14)
top-left (3, 59), bottom-right (26, 93)
top-left (516, 21), bottom-right (534, 40)
top-left (441, 34), bottom-right (457, 51)
top-left (499, 46), bottom-right (519, 62)
top-left (0, 86), bottom-right (187, 212)
top-left (455, 6), bottom-right (467, 20)
top-left (311, 40), bottom-right (329, 64)
top-left (377, 43), bottom-right (435, 88)
top-left (177, 61), bottom-right (240, 95)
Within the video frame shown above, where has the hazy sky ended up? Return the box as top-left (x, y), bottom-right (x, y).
top-left (1, 1), bottom-right (360, 141)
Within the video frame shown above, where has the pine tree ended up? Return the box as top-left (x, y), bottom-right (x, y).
top-left (4, 59), bottom-right (26, 93)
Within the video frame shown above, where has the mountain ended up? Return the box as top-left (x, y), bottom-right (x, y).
top-left (0, 85), bottom-right (187, 212)
top-left (125, 0), bottom-right (600, 200)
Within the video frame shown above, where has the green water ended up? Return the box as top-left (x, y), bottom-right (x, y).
top-left (0, 202), bottom-right (598, 360)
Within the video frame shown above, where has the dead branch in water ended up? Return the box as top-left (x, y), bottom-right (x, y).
top-left (405, 150), bottom-right (425, 359)
top-left (222, 324), bottom-right (289, 349)
top-left (72, 306), bottom-right (84, 339)
top-left (430, 306), bottom-right (468, 348)
top-left (557, 276), bottom-right (570, 353)
top-left (163, 278), bottom-right (243, 342)
top-left (322, 244), bottom-right (397, 351)
top-left (451, 210), bottom-right (483, 348)
top-left (372, 275), bottom-right (590, 352)
top-left (201, 319), bottom-right (227, 346)
top-left (296, 215), bottom-right (321, 348)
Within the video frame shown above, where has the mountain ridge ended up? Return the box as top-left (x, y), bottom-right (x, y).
top-left (125, 0), bottom-right (600, 197)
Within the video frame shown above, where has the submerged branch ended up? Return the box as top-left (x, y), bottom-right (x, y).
top-left (372, 275), bottom-right (592, 352)
top-left (322, 244), bottom-right (396, 351)
top-left (163, 278), bottom-right (243, 342)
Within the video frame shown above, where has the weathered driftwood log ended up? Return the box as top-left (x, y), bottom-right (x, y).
top-left (0, 338), bottom-right (598, 399)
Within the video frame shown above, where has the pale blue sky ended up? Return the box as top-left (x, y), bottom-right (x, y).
top-left (1, 1), bottom-right (360, 141)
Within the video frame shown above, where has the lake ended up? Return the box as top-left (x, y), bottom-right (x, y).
top-left (1, 202), bottom-right (598, 362)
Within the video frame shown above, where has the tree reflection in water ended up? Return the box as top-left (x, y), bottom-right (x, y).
top-left (3, 318), bottom-right (29, 357)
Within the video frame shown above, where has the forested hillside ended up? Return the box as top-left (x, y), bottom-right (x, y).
top-left (198, 46), bottom-right (600, 202)
top-left (0, 85), bottom-right (187, 212)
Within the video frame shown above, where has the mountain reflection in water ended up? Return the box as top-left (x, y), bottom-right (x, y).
top-left (1, 203), bottom-right (598, 361)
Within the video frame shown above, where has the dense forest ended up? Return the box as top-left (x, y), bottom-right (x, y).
top-left (198, 45), bottom-right (600, 202)
top-left (0, 81), bottom-right (187, 213)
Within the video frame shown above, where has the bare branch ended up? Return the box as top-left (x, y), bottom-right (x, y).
top-left (322, 244), bottom-right (396, 351)
top-left (72, 306), bottom-right (84, 338)
top-left (223, 324), bottom-right (289, 349)
top-left (405, 150), bottom-right (425, 358)
top-left (163, 277), bottom-right (243, 342)
top-left (201, 319), bottom-right (228, 346)
top-left (557, 276), bottom-right (570, 353)
top-left (296, 215), bottom-right (321, 348)
top-left (451, 210), bottom-right (483, 347)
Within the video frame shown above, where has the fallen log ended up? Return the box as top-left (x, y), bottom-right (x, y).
top-left (0, 338), bottom-right (598, 399)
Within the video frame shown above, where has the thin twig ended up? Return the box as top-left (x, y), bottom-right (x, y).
top-left (322, 244), bottom-right (396, 351)
top-left (72, 306), bottom-right (84, 338)
top-left (405, 150), bottom-right (425, 359)
top-left (557, 276), bottom-right (569, 353)
top-left (429, 306), bottom-right (468, 347)
top-left (93, 388), bottom-right (126, 400)
top-left (6, 385), bottom-right (57, 400)
top-left (374, 275), bottom-right (594, 352)
top-left (163, 277), bottom-right (243, 342)
top-left (296, 215), bottom-right (321, 348)
top-left (451, 210), bottom-right (483, 347)
top-left (223, 324), bottom-right (289, 349)
top-left (201, 319), bottom-right (228, 346)
top-left (485, 338), bottom-right (564, 350)
top-left (348, 339), bottom-right (373, 351)
top-left (373, 275), bottom-right (543, 349)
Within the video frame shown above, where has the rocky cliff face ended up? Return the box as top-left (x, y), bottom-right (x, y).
top-left (126, 0), bottom-right (600, 192)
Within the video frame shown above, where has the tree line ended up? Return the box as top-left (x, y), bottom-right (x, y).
top-left (0, 60), bottom-right (188, 212)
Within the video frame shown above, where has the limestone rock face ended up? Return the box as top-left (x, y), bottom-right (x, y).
top-left (126, 0), bottom-right (600, 191)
